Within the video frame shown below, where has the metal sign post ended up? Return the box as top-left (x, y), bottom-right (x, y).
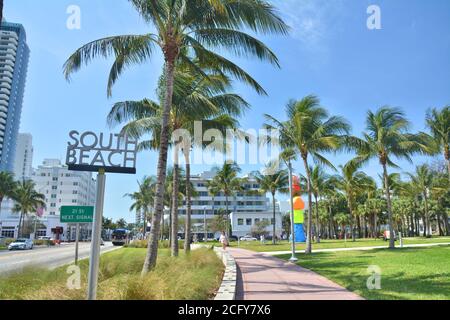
top-left (87, 169), bottom-right (106, 300)
top-left (288, 161), bottom-right (297, 263)
top-left (75, 223), bottom-right (80, 265)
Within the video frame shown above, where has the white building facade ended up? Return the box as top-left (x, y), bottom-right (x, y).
top-left (0, 159), bottom-right (97, 240)
top-left (164, 170), bottom-right (282, 239)
top-left (13, 133), bottom-right (33, 180)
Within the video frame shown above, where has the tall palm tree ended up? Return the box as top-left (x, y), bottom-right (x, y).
top-left (301, 166), bottom-right (329, 243)
top-left (255, 162), bottom-right (289, 244)
top-left (264, 95), bottom-right (353, 253)
top-left (426, 106), bottom-right (450, 179)
top-left (208, 162), bottom-right (243, 237)
top-left (0, 171), bottom-right (17, 216)
top-left (331, 162), bottom-right (375, 242)
top-left (352, 107), bottom-right (434, 248)
top-left (407, 164), bottom-right (434, 237)
top-left (12, 180), bottom-right (45, 238)
top-left (64, 0), bottom-right (288, 274)
top-left (109, 67), bottom-right (248, 254)
top-left (125, 176), bottom-right (156, 237)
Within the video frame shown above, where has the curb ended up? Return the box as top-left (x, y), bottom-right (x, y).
top-left (214, 247), bottom-right (237, 300)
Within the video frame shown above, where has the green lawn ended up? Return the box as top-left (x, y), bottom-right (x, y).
top-left (229, 237), bottom-right (450, 252)
top-left (277, 245), bottom-right (450, 300)
top-left (0, 247), bottom-right (224, 300)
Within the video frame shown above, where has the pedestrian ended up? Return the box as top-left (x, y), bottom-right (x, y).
top-left (219, 231), bottom-right (228, 250)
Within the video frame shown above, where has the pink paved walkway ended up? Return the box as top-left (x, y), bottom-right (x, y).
top-left (228, 248), bottom-right (363, 300)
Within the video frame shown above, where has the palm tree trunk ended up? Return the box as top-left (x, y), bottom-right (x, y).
top-left (18, 212), bottom-right (24, 238)
top-left (171, 161), bottom-right (180, 257)
top-left (328, 205), bottom-right (334, 239)
top-left (314, 194), bottom-right (320, 243)
top-left (348, 200), bottom-right (356, 242)
top-left (302, 156), bottom-right (313, 254)
top-left (184, 151), bottom-right (192, 253)
top-left (272, 193), bottom-right (276, 245)
top-left (142, 209), bottom-right (147, 239)
top-left (373, 212), bottom-right (378, 239)
top-left (424, 192), bottom-right (431, 237)
top-left (225, 194), bottom-right (230, 237)
top-left (382, 164), bottom-right (395, 249)
top-left (142, 59), bottom-right (176, 275)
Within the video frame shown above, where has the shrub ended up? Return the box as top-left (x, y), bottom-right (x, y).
top-left (1, 247), bottom-right (224, 300)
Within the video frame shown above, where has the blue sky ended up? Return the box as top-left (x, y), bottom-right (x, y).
top-left (5, 0), bottom-right (450, 222)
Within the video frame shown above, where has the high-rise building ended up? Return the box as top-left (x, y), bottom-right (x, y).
top-left (0, 21), bottom-right (30, 172)
top-left (13, 133), bottom-right (33, 180)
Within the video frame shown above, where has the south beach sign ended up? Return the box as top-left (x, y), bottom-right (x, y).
top-left (65, 130), bottom-right (137, 174)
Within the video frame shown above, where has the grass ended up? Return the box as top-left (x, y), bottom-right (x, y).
top-left (227, 236), bottom-right (450, 252)
top-left (0, 247), bottom-right (224, 300)
top-left (277, 245), bottom-right (450, 300)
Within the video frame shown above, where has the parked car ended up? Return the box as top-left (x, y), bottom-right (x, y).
top-left (8, 238), bottom-right (34, 251)
top-left (240, 235), bottom-right (258, 242)
top-left (229, 235), bottom-right (239, 242)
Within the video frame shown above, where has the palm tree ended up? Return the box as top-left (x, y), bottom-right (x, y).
top-left (353, 107), bottom-right (434, 248)
top-left (208, 162), bottom-right (243, 237)
top-left (426, 106), bottom-right (450, 179)
top-left (301, 166), bottom-right (329, 243)
top-left (109, 67), bottom-right (248, 254)
top-left (255, 162), bottom-right (289, 244)
top-left (12, 180), bottom-right (45, 238)
top-left (264, 95), bottom-right (353, 253)
top-left (331, 162), bottom-right (375, 242)
top-left (63, 0), bottom-right (288, 273)
top-left (407, 164), bottom-right (434, 237)
top-left (0, 171), bottom-right (17, 217)
top-left (125, 176), bottom-right (156, 237)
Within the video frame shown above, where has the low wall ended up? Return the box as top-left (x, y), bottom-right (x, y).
top-left (213, 247), bottom-right (237, 300)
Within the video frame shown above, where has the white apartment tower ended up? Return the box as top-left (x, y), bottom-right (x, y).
top-left (13, 133), bottom-right (33, 180)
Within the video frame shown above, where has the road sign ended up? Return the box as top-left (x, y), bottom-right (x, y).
top-left (60, 206), bottom-right (94, 223)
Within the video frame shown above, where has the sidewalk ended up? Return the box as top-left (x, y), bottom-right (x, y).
top-left (260, 242), bottom-right (450, 256)
top-left (228, 248), bottom-right (363, 300)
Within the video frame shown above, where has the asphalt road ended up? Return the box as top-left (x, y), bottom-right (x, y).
top-left (0, 242), bottom-right (119, 275)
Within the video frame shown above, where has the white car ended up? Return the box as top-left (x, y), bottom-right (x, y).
top-left (8, 238), bottom-right (34, 251)
top-left (240, 235), bottom-right (258, 242)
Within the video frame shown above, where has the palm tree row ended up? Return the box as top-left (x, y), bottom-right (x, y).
top-left (268, 102), bottom-right (448, 251)
top-left (0, 172), bottom-right (46, 238)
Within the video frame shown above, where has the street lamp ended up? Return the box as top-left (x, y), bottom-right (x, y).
top-left (203, 206), bottom-right (207, 242)
top-left (287, 160), bottom-right (298, 262)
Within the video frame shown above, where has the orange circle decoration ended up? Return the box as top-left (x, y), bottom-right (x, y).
top-left (293, 197), bottom-right (305, 210)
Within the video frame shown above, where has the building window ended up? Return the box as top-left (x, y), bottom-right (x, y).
top-left (52, 186), bottom-right (57, 190)
top-left (52, 177), bottom-right (58, 181)
top-left (50, 203), bottom-right (56, 207)
top-left (72, 199), bottom-right (77, 203)
top-left (246, 218), bottom-right (252, 226)
top-left (255, 218), bottom-right (260, 224)
top-left (51, 194), bottom-right (56, 199)
top-left (238, 219), bottom-right (244, 226)
top-left (271, 218), bottom-right (275, 225)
